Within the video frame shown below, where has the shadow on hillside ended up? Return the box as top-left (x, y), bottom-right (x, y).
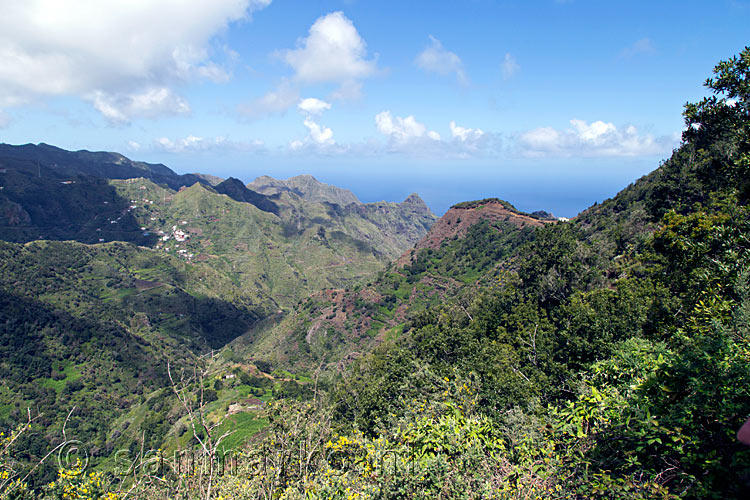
top-left (0, 159), bottom-right (158, 246)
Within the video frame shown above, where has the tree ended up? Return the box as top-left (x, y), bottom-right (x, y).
top-left (683, 47), bottom-right (750, 199)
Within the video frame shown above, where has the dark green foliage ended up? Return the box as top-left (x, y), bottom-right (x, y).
top-left (518, 222), bottom-right (603, 307)
top-left (6, 47), bottom-right (750, 499)
top-left (0, 163), bottom-right (156, 245)
top-left (451, 197), bottom-right (517, 211)
top-left (255, 360), bottom-right (273, 373)
top-left (325, 48), bottom-right (750, 498)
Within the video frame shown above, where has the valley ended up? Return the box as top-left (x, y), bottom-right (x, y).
top-left (1, 47), bottom-right (750, 500)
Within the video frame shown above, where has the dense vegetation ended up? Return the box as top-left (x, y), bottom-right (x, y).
top-left (0, 166), bottom-right (435, 494)
top-left (2, 48), bottom-right (750, 499)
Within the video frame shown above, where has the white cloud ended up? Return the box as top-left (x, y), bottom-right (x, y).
top-left (282, 11), bottom-right (376, 91)
top-left (153, 135), bottom-right (264, 153)
top-left (620, 38), bottom-right (655, 58)
top-left (450, 121), bottom-right (484, 142)
top-left (91, 87), bottom-right (190, 124)
top-left (303, 117), bottom-right (334, 145)
top-left (375, 111), bottom-right (440, 143)
top-left (239, 79), bottom-right (299, 119)
top-left (0, 0), bottom-right (271, 119)
top-left (293, 97), bottom-right (334, 147)
top-left (501, 53), bottom-right (519, 80)
top-left (155, 135), bottom-right (222, 153)
top-left (298, 98), bottom-right (331, 115)
top-left (518, 119), bottom-right (676, 157)
top-left (283, 114), bottom-right (500, 158)
top-left (415, 36), bottom-right (467, 85)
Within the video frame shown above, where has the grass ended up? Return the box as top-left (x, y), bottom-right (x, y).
top-left (393, 282), bottom-right (412, 301)
top-left (458, 267), bottom-right (481, 284)
top-left (366, 319), bottom-right (385, 338)
top-left (215, 413), bottom-right (268, 453)
top-left (40, 363), bottom-right (82, 394)
top-left (384, 324), bottom-right (404, 342)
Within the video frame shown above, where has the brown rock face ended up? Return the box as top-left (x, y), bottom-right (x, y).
top-left (397, 199), bottom-right (550, 266)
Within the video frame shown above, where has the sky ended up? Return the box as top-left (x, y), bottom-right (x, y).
top-left (0, 0), bottom-right (748, 216)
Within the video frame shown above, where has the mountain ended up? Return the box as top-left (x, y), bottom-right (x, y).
top-left (397, 197), bottom-right (551, 266)
top-left (110, 178), bottom-right (437, 310)
top-left (0, 143), bottom-right (206, 190)
top-left (0, 142), bottom-right (212, 245)
top-left (4, 46), bottom-right (750, 500)
top-left (213, 177), bottom-right (280, 214)
top-left (233, 199), bottom-right (538, 372)
top-left (0, 143), bottom-right (437, 311)
top-left (0, 159), bottom-right (154, 245)
top-left (248, 174), bottom-right (361, 206)
top-left (0, 142), bottom-right (439, 487)
top-left (310, 50), bottom-right (750, 499)
top-left (191, 172), bottom-right (224, 186)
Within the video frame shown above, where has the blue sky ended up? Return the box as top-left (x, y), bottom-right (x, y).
top-left (0, 0), bottom-right (748, 216)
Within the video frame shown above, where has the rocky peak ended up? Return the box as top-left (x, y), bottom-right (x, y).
top-left (249, 174), bottom-right (360, 207)
top-left (397, 198), bottom-right (552, 266)
top-left (402, 193), bottom-right (427, 206)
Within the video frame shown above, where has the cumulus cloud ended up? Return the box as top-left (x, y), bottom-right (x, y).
top-left (91, 87), bottom-right (190, 124)
top-left (450, 121), bottom-right (484, 142)
top-left (518, 119), bottom-right (676, 157)
top-left (375, 111), bottom-right (441, 143)
top-left (0, 0), bottom-right (271, 120)
top-left (291, 97), bottom-right (335, 147)
top-left (282, 11), bottom-right (376, 93)
top-left (620, 38), bottom-right (655, 58)
top-left (298, 97), bottom-right (331, 115)
top-left (285, 114), bottom-right (500, 158)
top-left (153, 135), bottom-right (264, 153)
top-left (501, 53), bottom-right (520, 80)
top-left (239, 79), bottom-right (299, 119)
top-left (247, 12), bottom-right (373, 119)
top-left (415, 36), bottom-right (467, 85)
top-left (303, 117), bottom-right (334, 145)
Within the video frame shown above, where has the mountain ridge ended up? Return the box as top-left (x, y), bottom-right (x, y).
top-left (248, 174), bottom-right (361, 207)
top-left (0, 143), bottom-right (205, 190)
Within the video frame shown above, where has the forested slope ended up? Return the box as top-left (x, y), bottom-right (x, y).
top-left (2, 48), bottom-right (750, 500)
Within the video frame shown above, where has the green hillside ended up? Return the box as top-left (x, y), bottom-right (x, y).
top-left (110, 177), bottom-right (436, 309)
top-left (213, 47), bottom-right (749, 499)
top-left (0, 144), bottom-right (438, 492)
top-left (2, 47), bottom-right (750, 500)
